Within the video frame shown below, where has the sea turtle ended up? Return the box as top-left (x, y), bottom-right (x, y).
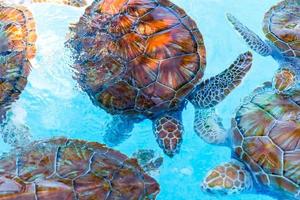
top-left (133, 149), bottom-right (163, 175)
top-left (0, 0), bottom-right (88, 145)
top-left (0, 3), bottom-right (37, 122)
top-left (67, 0), bottom-right (253, 157)
top-left (201, 82), bottom-right (300, 200)
top-left (0, 137), bottom-right (160, 199)
top-left (226, 0), bottom-right (300, 93)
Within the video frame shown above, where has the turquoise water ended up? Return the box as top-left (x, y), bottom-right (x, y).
top-left (0, 0), bottom-right (281, 199)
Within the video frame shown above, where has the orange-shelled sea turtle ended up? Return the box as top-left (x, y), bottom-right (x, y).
top-left (0, 137), bottom-right (160, 199)
top-left (67, 0), bottom-right (253, 156)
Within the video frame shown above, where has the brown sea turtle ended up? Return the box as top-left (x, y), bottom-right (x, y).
top-left (0, 3), bottom-right (37, 122)
top-left (0, 137), bottom-right (160, 199)
top-left (201, 82), bottom-right (300, 199)
top-left (67, 0), bottom-right (253, 157)
top-left (0, 0), bottom-right (88, 145)
top-left (227, 0), bottom-right (300, 93)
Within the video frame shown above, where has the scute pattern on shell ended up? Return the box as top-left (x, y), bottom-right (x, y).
top-left (0, 4), bottom-right (35, 121)
top-left (68, 0), bottom-right (206, 118)
top-left (0, 138), bottom-right (160, 199)
top-left (0, 3), bottom-right (37, 59)
top-left (0, 53), bottom-right (30, 120)
top-left (232, 83), bottom-right (300, 199)
top-left (263, 0), bottom-right (300, 58)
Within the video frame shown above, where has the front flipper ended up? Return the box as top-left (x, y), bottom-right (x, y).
top-left (226, 13), bottom-right (272, 56)
top-left (103, 115), bottom-right (135, 147)
top-left (189, 52), bottom-right (252, 145)
top-left (201, 160), bottom-right (253, 195)
top-left (153, 112), bottom-right (183, 157)
top-left (189, 52), bottom-right (252, 108)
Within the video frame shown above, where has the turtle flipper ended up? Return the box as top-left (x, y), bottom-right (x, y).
top-left (103, 115), bottom-right (135, 147)
top-left (273, 66), bottom-right (297, 93)
top-left (226, 13), bottom-right (272, 56)
top-left (153, 112), bottom-right (183, 157)
top-left (189, 51), bottom-right (252, 108)
top-left (189, 52), bottom-right (252, 145)
top-left (201, 160), bottom-right (253, 195)
top-left (0, 121), bottom-right (32, 147)
top-left (194, 107), bottom-right (227, 145)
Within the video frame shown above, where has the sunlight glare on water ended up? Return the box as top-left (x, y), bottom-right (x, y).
top-left (0, 0), bottom-right (281, 199)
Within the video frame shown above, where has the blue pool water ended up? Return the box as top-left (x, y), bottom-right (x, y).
top-left (0, 0), bottom-right (281, 199)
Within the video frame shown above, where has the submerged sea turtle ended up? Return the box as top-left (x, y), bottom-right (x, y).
top-left (0, 137), bottom-right (160, 199)
top-left (133, 149), bottom-right (163, 175)
top-left (0, 3), bottom-right (37, 121)
top-left (0, 0), bottom-right (87, 144)
top-left (201, 82), bottom-right (300, 199)
top-left (227, 0), bottom-right (299, 93)
top-left (67, 0), bottom-right (253, 156)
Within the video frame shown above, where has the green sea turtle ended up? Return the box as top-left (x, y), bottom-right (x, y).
top-left (0, 3), bottom-right (37, 122)
top-left (67, 0), bottom-right (253, 157)
top-left (227, 0), bottom-right (299, 93)
top-left (133, 149), bottom-right (163, 175)
top-left (0, 0), bottom-right (88, 145)
top-left (201, 82), bottom-right (300, 200)
top-left (0, 137), bottom-right (160, 199)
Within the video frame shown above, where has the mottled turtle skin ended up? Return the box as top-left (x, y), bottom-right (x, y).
top-left (0, 137), bottom-right (160, 199)
top-left (68, 0), bottom-right (253, 156)
top-left (227, 0), bottom-right (300, 93)
top-left (202, 83), bottom-right (300, 199)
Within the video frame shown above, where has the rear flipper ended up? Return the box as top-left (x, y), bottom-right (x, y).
top-left (226, 13), bottom-right (272, 57)
top-left (0, 121), bottom-right (32, 147)
top-left (189, 52), bottom-right (252, 145)
top-left (153, 111), bottom-right (183, 157)
top-left (194, 108), bottom-right (227, 145)
top-left (273, 67), bottom-right (297, 93)
top-left (103, 115), bottom-right (135, 147)
top-left (201, 160), bottom-right (253, 195)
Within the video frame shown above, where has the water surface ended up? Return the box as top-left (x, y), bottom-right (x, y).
top-left (1, 1), bottom-right (280, 199)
